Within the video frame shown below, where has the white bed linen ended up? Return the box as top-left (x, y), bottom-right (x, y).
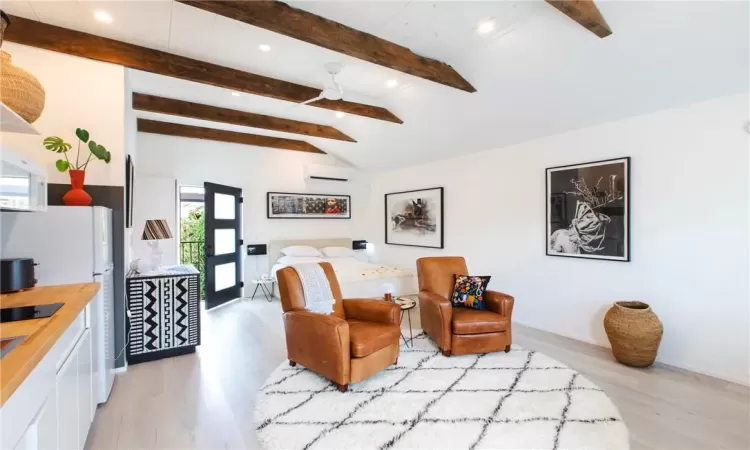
top-left (271, 257), bottom-right (418, 298)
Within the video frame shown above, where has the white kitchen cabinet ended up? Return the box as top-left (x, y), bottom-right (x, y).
top-left (56, 328), bottom-right (96, 450)
top-left (14, 423), bottom-right (36, 449)
top-left (2, 310), bottom-right (98, 450)
top-left (35, 393), bottom-right (57, 450)
top-left (56, 338), bottom-right (79, 450)
top-left (15, 393), bottom-right (58, 450)
top-left (77, 331), bottom-right (93, 446)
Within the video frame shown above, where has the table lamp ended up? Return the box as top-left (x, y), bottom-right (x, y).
top-left (142, 219), bottom-right (172, 271)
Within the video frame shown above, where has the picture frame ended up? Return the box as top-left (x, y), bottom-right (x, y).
top-left (125, 154), bottom-right (134, 228)
top-left (385, 187), bottom-right (444, 249)
top-left (267, 192), bottom-right (351, 219)
top-left (546, 157), bottom-right (630, 261)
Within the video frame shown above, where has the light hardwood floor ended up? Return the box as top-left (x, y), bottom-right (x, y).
top-left (86, 298), bottom-right (749, 449)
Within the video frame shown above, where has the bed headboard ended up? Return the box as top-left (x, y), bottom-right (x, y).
top-left (268, 238), bottom-right (353, 272)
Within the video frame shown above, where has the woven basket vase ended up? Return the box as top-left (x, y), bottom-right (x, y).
top-left (603, 301), bottom-right (663, 368)
top-left (0, 50), bottom-right (46, 123)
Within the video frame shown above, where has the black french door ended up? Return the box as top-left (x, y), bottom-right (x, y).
top-left (204, 182), bottom-right (243, 310)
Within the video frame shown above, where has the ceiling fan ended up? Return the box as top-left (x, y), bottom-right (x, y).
top-left (299, 62), bottom-right (345, 105)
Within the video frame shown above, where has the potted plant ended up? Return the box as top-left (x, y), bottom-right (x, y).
top-left (43, 128), bottom-right (111, 206)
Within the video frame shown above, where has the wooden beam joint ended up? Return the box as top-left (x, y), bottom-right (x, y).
top-left (545, 0), bottom-right (612, 38)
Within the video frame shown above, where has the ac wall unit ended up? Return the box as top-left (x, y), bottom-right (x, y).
top-left (304, 164), bottom-right (355, 182)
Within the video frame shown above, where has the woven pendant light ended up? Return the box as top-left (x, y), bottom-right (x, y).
top-left (0, 11), bottom-right (9, 47)
top-left (0, 11), bottom-right (46, 124)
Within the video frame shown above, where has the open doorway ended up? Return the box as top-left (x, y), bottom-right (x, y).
top-left (179, 185), bottom-right (206, 299)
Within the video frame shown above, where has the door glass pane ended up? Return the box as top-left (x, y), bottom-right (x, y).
top-left (215, 229), bottom-right (235, 255)
top-left (214, 193), bottom-right (235, 219)
top-left (215, 262), bottom-right (236, 291)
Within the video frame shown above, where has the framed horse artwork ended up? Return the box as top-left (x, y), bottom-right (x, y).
top-left (385, 187), bottom-right (444, 249)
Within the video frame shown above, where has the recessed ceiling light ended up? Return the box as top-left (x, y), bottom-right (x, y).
top-left (258, 44), bottom-right (271, 52)
top-left (231, 91), bottom-right (241, 97)
top-left (386, 79), bottom-right (398, 88)
top-left (335, 111), bottom-right (346, 118)
top-left (94, 10), bottom-right (113, 24)
top-left (477, 20), bottom-right (495, 34)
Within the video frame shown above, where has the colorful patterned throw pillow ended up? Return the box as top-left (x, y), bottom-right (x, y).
top-left (451, 275), bottom-right (491, 310)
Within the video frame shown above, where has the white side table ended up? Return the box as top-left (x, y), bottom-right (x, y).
top-left (251, 279), bottom-right (276, 302)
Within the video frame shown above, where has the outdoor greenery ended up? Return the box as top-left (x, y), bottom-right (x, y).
top-left (43, 128), bottom-right (112, 172)
top-left (180, 206), bottom-right (206, 299)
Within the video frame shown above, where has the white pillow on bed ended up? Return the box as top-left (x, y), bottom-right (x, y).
top-left (320, 246), bottom-right (356, 258)
top-left (280, 245), bottom-right (323, 257)
top-left (277, 256), bottom-right (323, 266)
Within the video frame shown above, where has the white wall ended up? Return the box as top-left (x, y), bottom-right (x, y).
top-left (1, 43), bottom-right (125, 185)
top-left (124, 69), bottom-right (138, 268)
top-left (368, 93), bottom-right (749, 385)
top-left (135, 133), bottom-right (370, 286)
top-left (131, 175), bottom-right (178, 267)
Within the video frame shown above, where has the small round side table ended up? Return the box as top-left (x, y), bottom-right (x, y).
top-left (250, 278), bottom-right (276, 302)
top-left (394, 297), bottom-right (416, 347)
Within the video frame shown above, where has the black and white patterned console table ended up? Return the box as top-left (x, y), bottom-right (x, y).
top-left (126, 265), bottom-right (201, 364)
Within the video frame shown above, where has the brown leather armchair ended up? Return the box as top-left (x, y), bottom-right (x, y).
top-left (277, 262), bottom-right (401, 392)
top-left (417, 257), bottom-right (515, 356)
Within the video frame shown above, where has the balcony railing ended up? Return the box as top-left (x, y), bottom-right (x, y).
top-left (180, 241), bottom-right (204, 266)
top-left (180, 241), bottom-right (205, 299)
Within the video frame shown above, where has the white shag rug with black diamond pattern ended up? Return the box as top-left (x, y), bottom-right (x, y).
top-left (254, 330), bottom-right (629, 450)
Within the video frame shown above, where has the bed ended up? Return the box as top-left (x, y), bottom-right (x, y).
top-left (268, 238), bottom-right (418, 298)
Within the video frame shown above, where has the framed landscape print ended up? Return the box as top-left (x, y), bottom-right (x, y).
top-left (267, 192), bottom-right (351, 219)
top-left (546, 157), bottom-right (630, 261)
top-left (385, 187), bottom-right (444, 249)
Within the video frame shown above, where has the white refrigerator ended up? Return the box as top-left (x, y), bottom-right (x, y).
top-left (1, 206), bottom-right (116, 404)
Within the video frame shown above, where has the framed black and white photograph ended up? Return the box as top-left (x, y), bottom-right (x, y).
top-left (125, 154), bottom-right (134, 228)
top-left (546, 157), bottom-right (630, 261)
top-left (267, 192), bottom-right (351, 219)
top-left (385, 187), bottom-right (444, 249)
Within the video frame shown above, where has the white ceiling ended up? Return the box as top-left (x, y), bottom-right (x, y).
top-left (4, 1), bottom-right (748, 170)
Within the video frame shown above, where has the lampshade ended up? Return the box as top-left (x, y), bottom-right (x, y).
top-left (141, 219), bottom-right (173, 240)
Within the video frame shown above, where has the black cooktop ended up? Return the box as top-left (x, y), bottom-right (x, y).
top-left (0, 303), bottom-right (65, 323)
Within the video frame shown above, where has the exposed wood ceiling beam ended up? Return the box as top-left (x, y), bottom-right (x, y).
top-left (4, 15), bottom-right (402, 124)
top-left (133, 93), bottom-right (356, 142)
top-left (545, 0), bottom-right (612, 38)
top-left (137, 119), bottom-right (325, 154)
top-left (178, 0), bottom-right (476, 93)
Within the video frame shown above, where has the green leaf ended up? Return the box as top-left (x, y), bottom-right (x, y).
top-left (88, 140), bottom-right (108, 160)
top-left (43, 136), bottom-right (72, 153)
top-left (104, 151), bottom-right (112, 164)
top-left (55, 159), bottom-right (69, 172)
top-left (75, 128), bottom-right (89, 143)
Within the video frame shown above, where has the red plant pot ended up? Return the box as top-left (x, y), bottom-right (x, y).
top-left (62, 170), bottom-right (92, 206)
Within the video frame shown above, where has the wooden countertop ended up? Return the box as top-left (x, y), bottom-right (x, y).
top-left (0, 283), bottom-right (100, 407)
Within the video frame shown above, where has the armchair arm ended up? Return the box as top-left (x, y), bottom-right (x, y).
top-left (283, 311), bottom-right (350, 384)
top-left (485, 290), bottom-right (514, 317)
top-left (418, 291), bottom-right (453, 352)
top-left (343, 299), bottom-right (400, 325)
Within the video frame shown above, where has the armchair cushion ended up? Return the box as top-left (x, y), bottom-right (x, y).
top-left (348, 320), bottom-right (400, 358)
top-left (450, 275), bottom-right (491, 310)
top-left (452, 308), bottom-right (510, 335)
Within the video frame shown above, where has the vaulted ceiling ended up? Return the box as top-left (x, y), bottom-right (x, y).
top-left (3, 1), bottom-right (748, 170)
